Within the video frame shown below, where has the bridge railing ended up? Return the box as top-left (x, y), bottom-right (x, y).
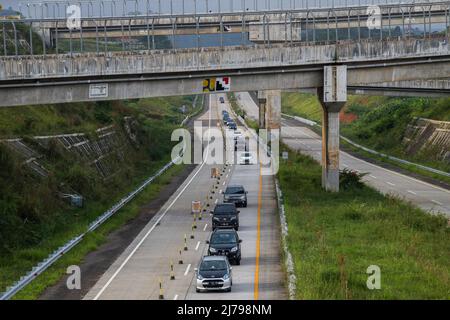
top-left (13, 0), bottom-right (448, 19)
top-left (0, 1), bottom-right (449, 57)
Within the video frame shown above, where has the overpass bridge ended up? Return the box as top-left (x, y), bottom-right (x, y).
top-left (1, 1), bottom-right (449, 192)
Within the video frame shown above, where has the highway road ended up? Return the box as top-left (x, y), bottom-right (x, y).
top-left (83, 94), bottom-right (286, 300)
top-left (236, 92), bottom-right (450, 217)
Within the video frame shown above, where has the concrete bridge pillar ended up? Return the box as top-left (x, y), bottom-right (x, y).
top-left (264, 90), bottom-right (282, 130)
top-left (257, 91), bottom-right (267, 129)
top-left (319, 66), bottom-right (347, 192)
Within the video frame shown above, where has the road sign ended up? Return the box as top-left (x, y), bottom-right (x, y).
top-left (203, 77), bottom-right (231, 93)
top-left (89, 84), bottom-right (108, 99)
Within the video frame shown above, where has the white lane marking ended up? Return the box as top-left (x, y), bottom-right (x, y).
top-left (215, 199), bottom-right (218, 204)
top-left (219, 189), bottom-right (222, 194)
top-left (93, 95), bottom-right (213, 300)
top-left (173, 295), bottom-right (178, 300)
top-left (431, 200), bottom-right (443, 206)
top-left (386, 182), bottom-right (396, 186)
top-left (223, 181), bottom-right (226, 185)
top-left (226, 174), bottom-right (229, 178)
top-left (407, 190), bottom-right (417, 195)
top-left (195, 241), bottom-right (201, 251)
top-left (343, 152), bottom-right (450, 194)
top-left (203, 224), bottom-right (208, 231)
top-left (370, 175), bottom-right (377, 179)
top-left (184, 264), bottom-right (191, 276)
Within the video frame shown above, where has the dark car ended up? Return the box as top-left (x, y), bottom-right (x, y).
top-left (219, 97), bottom-right (225, 104)
top-left (212, 203), bottom-right (240, 231)
top-left (228, 122), bottom-right (237, 130)
top-left (223, 185), bottom-right (248, 207)
top-left (207, 229), bottom-right (242, 265)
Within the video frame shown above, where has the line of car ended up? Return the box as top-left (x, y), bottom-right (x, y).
top-left (194, 98), bottom-right (249, 293)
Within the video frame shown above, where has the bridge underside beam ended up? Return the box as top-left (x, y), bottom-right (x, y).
top-left (0, 58), bottom-right (449, 107)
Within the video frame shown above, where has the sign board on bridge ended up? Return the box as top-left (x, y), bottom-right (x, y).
top-left (89, 84), bottom-right (109, 99)
top-left (203, 77), bottom-right (231, 93)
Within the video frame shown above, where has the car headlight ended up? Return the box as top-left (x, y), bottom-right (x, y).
top-left (197, 273), bottom-right (204, 280)
top-left (209, 247), bottom-right (217, 253)
top-left (223, 273), bottom-right (229, 280)
top-left (230, 216), bottom-right (236, 220)
top-left (213, 217), bottom-right (220, 221)
top-left (240, 196), bottom-right (246, 200)
top-left (231, 246), bottom-right (238, 252)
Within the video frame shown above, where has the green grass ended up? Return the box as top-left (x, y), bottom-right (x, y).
top-left (281, 92), bottom-right (323, 123)
top-left (228, 93), bottom-right (259, 131)
top-left (279, 146), bottom-right (450, 299)
top-left (11, 162), bottom-right (186, 300)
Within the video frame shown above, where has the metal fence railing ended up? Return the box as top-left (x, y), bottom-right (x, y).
top-left (1, 1), bottom-right (449, 56)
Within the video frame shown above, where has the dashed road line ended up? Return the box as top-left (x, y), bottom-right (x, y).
top-left (407, 190), bottom-right (417, 195)
top-left (432, 200), bottom-right (443, 206)
top-left (203, 224), bottom-right (208, 231)
top-left (386, 182), bottom-right (396, 186)
top-left (184, 264), bottom-right (191, 276)
top-left (173, 295), bottom-right (178, 300)
top-left (195, 241), bottom-right (201, 251)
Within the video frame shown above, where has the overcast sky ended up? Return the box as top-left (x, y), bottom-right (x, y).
top-left (1, 0), bottom-right (416, 18)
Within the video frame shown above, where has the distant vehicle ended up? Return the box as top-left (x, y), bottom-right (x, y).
top-left (212, 203), bottom-right (240, 231)
top-left (235, 136), bottom-right (247, 152)
top-left (238, 151), bottom-right (255, 165)
top-left (228, 122), bottom-right (237, 130)
top-left (233, 130), bottom-right (242, 140)
top-left (207, 229), bottom-right (242, 265)
top-left (219, 97), bottom-right (225, 104)
top-left (222, 110), bottom-right (229, 116)
top-left (195, 256), bottom-right (233, 293)
top-left (223, 185), bottom-right (248, 207)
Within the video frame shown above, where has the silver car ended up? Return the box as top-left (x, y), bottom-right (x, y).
top-left (195, 256), bottom-right (233, 293)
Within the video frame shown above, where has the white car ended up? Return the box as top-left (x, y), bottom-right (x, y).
top-left (195, 256), bottom-right (233, 293)
top-left (238, 151), bottom-right (255, 165)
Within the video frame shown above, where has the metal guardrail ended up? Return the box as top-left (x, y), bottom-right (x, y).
top-left (0, 156), bottom-right (180, 300)
top-left (0, 93), bottom-right (205, 300)
top-left (282, 113), bottom-right (450, 178)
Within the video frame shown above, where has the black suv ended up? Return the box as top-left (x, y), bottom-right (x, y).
top-left (212, 203), bottom-right (240, 231)
top-left (223, 185), bottom-right (248, 207)
top-left (207, 229), bottom-right (242, 265)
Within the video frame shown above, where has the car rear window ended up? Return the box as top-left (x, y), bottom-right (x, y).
top-left (214, 204), bottom-right (236, 215)
top-left (225, 187), bottom-right (244, 194)
top-left (211, 232), bottom-right (237, 244)
top-left (200, 260), bottom-right (227, 271)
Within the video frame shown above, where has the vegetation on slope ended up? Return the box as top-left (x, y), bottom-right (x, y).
top-left (279, 146), bottom-right (450, 299)
top-left (281, 93), bottom-right (450, 174)
top-left (0, 95), bottom-right (202, 294)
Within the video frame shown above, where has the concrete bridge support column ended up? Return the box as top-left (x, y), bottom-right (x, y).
top-left (264, 90), bottom-right (282, 130)
top-left (257, 91), bottom-right (267, 129)
top-left (319, 66), bottom-right (347, 192)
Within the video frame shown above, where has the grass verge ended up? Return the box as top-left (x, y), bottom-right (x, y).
top-left (279, 145), bottom-right (450, 299)
top-left (8, 162), bottom-right (186, 300)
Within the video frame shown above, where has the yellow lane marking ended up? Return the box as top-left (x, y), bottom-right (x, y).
top-left (254, 164), bottom-right (262, 300)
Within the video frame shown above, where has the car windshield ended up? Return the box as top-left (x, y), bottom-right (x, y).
top-left (214, 205), bottom-right (236, 215)
top-left (210, 232), bottom-right (237, 244)
top-left (200, 260), bottom-right (228, 271)
top-left (226, 187), bottom-right (244, 194)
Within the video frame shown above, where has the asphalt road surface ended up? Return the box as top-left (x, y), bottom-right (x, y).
top-left (84, 94), bottom-right (286, 300)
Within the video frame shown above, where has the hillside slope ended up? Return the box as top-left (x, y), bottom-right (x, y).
top-left (0, 96), bottom-right (201, 292)
top-left (282, 93), bottom-right (450, 172)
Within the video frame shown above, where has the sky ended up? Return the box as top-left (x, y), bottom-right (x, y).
top-left (1, 0), bottom-right (418, 18)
